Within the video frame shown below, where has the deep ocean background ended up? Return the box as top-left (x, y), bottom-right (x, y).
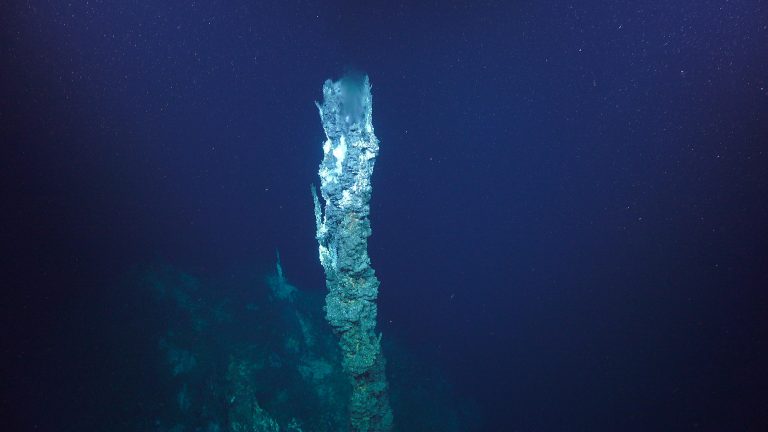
top-left (2, 1), bottom-right (768, 430)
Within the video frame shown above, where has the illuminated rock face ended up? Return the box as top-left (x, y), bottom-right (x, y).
top-left (312, 75), bottom-right (393, 432)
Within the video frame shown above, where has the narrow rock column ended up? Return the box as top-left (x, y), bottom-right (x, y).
top-left (312, 75), bottom-right (393, 432)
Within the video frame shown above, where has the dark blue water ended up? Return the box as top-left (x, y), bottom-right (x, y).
top-left (2, 1), bottom-right (767, 430)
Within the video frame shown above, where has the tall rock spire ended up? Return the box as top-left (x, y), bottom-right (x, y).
top-left (312, 75), bottom-right (393, 432)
